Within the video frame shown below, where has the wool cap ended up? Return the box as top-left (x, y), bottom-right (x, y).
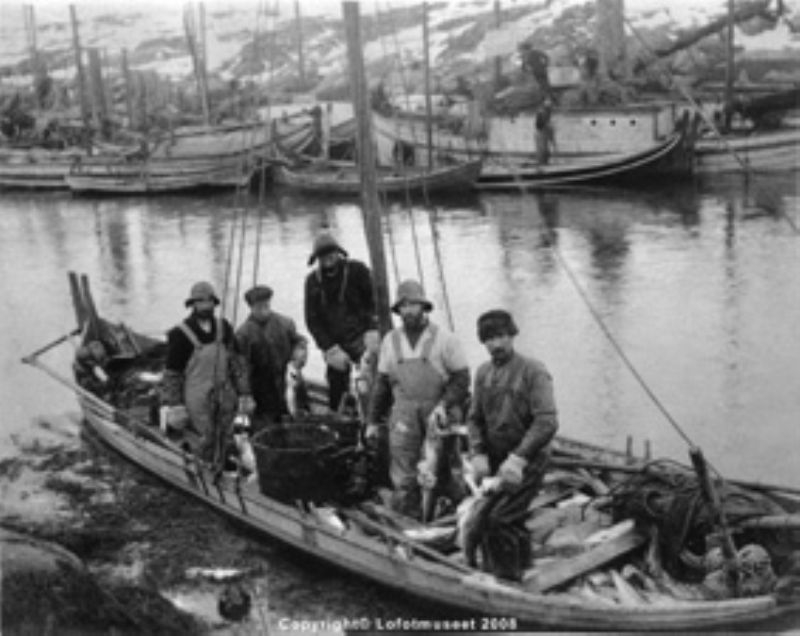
top-left (477, 309), bottom-right (519, 342)
top-left (244, 285), bottom-right (274, 306)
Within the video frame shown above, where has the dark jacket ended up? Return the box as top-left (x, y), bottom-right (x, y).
top-left (304, 259), bottom-right (377, 360)
top-left (467, 351), bottom-right (558, 471)
top-left (236, 311), bottom-right (306, 419)
top-left (161, 313), bottom-right (249, 406)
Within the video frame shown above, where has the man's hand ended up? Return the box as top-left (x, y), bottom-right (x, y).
top-left (363, 329), bottom-right (380, 355)
top-left (159, 405), bottom-right (189, 433)
top-left (467, 453), bottom-right (491, 484)
top-left (498, 453), bottom-right (527, 487)
top-left (426, 402), bottom-right (448, 434)
top-left (238, 395), bottom-right (256, 415)
top-left (364, 422), bottom-right (381, 442)
top-left (324, 345), bottom-right (351, 371)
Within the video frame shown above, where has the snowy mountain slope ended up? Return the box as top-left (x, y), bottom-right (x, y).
top-left (0, 0), bottom-right (798, 90)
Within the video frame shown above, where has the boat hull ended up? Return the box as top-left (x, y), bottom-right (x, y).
top-left (273, 160), bottom-right (482, 195)
top-left (373, 107), bottom-right (694, 189)
top-left (695, 128), bottom-right (800, 173)
top-left (73, 389), bottom-right (789, 631)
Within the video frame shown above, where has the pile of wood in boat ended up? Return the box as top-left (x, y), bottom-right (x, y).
top-left (392, 460), bottom-right (800, 604)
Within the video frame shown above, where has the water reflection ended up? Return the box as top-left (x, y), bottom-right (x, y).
top-left (2, 174), bottom-right (799, 488)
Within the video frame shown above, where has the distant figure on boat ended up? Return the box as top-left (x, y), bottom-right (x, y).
top-left (304, 232), bottom-right (380, 412)
top-left (463, 309), bottom-right (558, 580)
top-left (366, 280), bottom-right (470, 519)
top-left (235, 284), bottom-right (308, 433)
top-left (161, 281), bottom-right (255, 462)
top-left (518, 42), bottom-right (551, 99)
top-left (535, 98), bottom-right (556, 164)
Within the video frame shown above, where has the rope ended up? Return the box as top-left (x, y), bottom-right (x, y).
top-left (426, 204), bottom-right (455, 332)
top-left (380, 191), bottom-right (402, 284)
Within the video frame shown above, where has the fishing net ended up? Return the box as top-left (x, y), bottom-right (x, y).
top-left (606, 460), bottom-right (786, 581)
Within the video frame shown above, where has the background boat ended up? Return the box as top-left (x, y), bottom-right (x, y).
top-left (273, 158), bottom-right (482, 195)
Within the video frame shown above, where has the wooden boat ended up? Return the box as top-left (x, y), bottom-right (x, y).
top-left (273, 159), bottom-right (482, 195)
top-left (695, 127), bottom-right (800, 173)
top-left (373, 106), bottom-right (695, 189)
top-left (65, 157), bottom-right (255, 194)
top-left (0, 146), bottom-right (87, 189)
top-left (63, 117), bottom-right (318, 195)
top-left (0, 115), bottom-right (315, 191)
top-left (21, 272), bottom-right (800, 631)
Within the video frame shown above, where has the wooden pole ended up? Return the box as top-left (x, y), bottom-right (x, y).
top-left (87, 48), bottom-right (108, 137)
top-left (493, 0), bottom-right (502, 90)
top-left (342, 1), bottom-right (392, 335)
top-left (184, 4), bottom-right (210, 125)
top-left (199, 2), bottom-right (211, 123)
top-left (122, 49), bottom-right (134, 129)
top-left (69, 5), bottom-right (90, 128)
top-left (689, 447), bottom-right (741, 596)
top-left (422, 2), bottom-right (433, 170)
top-left (295, 0), bottom-right (306, 87)
top-left (724, 0), bottom-right (736, 130)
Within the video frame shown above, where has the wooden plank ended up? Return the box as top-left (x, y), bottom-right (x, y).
top-left (68, 271), bottom-right (87, 330)
top-left (524, 526), bottom-right (646, 593)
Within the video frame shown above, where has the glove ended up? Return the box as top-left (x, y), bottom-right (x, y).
top-left (468, 453), bottom-right (491, 484)
top-left (363, 329), bottom-right (380, 355)
top-left (498, 453), bottom-right (527, 488)
top-left (364, 422), bottom-right (381, 442)
top-left (290, 343), bottom-right (308, 369)
top-left (238, 395), bottom-right (256, 415)
top-left (159, 405), bottom-right (189, 433)
top-left (324, 345), bottom-right (351, 372)
top-left (426, 402), bottom-right (448, 434)
top-left (417, 462), bottom-right (436, 489)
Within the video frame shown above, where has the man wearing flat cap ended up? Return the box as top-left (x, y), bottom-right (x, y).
top-left (366, 279), bottom-right (470, 518)
top-left (161, 281), bottom-right (254, 462)
top-left (236, 284), bottom-right (307, 431)
top-left (304, 232), bottom-right (379, 411)
top-left (463, 309), bottom-right (558, 579)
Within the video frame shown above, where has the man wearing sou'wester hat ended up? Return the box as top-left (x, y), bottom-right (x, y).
top-left (304, 232), bottom-right (379, 411)
top-left (161, 281), bottom-right (254, 461)
top-left (366, 279), bottom-right (470, 519)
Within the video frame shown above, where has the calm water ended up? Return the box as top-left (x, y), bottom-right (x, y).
top-left (1, 173), bottom-right (799, 627)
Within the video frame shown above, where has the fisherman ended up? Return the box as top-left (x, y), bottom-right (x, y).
top-left (518, 42), bottom-right (551, 98)
top-left (464, 309), bottom-right (558, 580)
top-left (304, 232), bottom-right (380, 411)
top-left (161, 281), bottom-right (254, 461)
top-left (366, 280), bottom-right (470, 519)
top-left (236, 284), bottom-right (308, 433)
top-left (534, 98), bottom-right (556, 164)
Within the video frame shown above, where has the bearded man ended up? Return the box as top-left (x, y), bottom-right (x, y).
top-left (304, 232), bottom-right (379, 411)
top-left (366, 279), bottom-right (470, 518)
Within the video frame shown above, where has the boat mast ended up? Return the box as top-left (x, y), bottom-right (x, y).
top-left (492, 0), bottom-right (502, 90)
top-left (69, 5), bottom-right (91, 129)
top-left (724, 0), bottom-right (735, 130)
top-left (422, 2), bottom-right (433, 169)
top-left (342, 1), bottom-right (393, 334)
top-left (295, 0), bottom-right (306, 87)
top-left (183, 3), bottom-right (211, 125)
